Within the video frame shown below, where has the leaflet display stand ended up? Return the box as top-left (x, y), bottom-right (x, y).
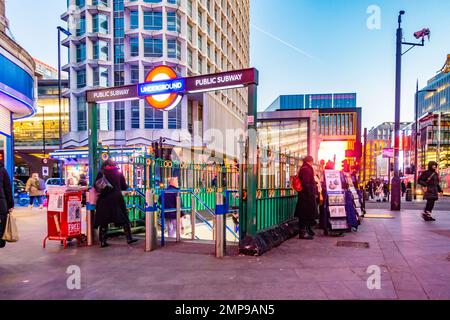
top-left (344, 173), bottom-right (365, 223)
top-left (324, 170), bottom-right (349, 233)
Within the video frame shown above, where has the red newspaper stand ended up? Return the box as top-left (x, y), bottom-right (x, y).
top-left (43, 186), bottom-right (85, 249)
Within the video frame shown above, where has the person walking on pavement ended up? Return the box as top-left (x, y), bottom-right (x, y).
top-left (25, 173), bottom-right (45, 209)
top-left (418, 161), bottom-right (443, 222)
top-left (401, 180), bottom-right (407, 198)
top-left (95, 159), bottom-right (138, 248)
top-left (0, 162), bottom-right (14, 248)
top-left (159, 177), bottom-right (184, 238)
top-left (295, 156), bottom-right (319, 240)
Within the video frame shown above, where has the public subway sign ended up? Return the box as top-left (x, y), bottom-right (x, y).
top-left (184, 68), bottom-right (258, 93)
top-left (86, 67), bottom-right (258, 110)
top-left (86, 85), bottom-right (138, 104)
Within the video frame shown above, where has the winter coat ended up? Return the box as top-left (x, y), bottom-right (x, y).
top-left (158, 185), bottom-right (184, 220)
top-left (295, 163), bottom-right (319, 227)
top-left (0, 163), bottom-right (14, 215)
top-left (26, 177), bottom-right (45, 196)
top-left (94, 167), bottom-right (130, 228)
top-left (418, 168), bottom-right (442, 201)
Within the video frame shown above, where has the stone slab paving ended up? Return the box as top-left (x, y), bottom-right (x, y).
top-left (0, 207), bottom-right (449, 300)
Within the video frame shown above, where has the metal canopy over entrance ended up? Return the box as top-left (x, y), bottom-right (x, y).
top-left (84, 66), bottom-right (300, 253)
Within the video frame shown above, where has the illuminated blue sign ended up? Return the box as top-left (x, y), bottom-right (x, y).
top-left (138, 79), bottom-right (185, 97)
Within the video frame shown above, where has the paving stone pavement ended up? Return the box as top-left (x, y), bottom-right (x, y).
top-left (0, 207), bottom-right (449, 300)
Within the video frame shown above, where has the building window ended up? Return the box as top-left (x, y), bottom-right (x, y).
top-left (144, 38), bottom-right (163, 58)
top-left (114, 102), bottom-right (125, 131)
top-left (130, 38), bottom-right (139, 56)
top-left (130, 11), bottom-right (139, 29)
top-left (77, 96), bottom-right (87, 131)
top-left (93, 14), bottom-right (109, 34)
top-left (93, 0), bottom-right (108, 6)
top-left (93, 67), bottom-right (109, 87)
top-left (168, 106), bottom-right (181, 129)
top-left (167, 39), bottom-right (181, 59)
top-left (187, 48), bottom-right (193, 68)
top-left (145, 102), bottom-right (164, 129)
top-left (98, 103), bottom-right (109, 131)
top-left (76, 43), bottom-right (86, 63)
top-left (167, 12), bottom-right (180, 32)
top-left (130, 65), bottom-right (139, 83)
top-left (131, 100), bottom-right (140, 129)
top-left (76, 68), bottom-right (86, 88)
top-left (144, 11), bottom-right (163, 31)
top-left (93, 40), bottom-right (109, 60)
top-left (76, 0), bottom-right (85, 9)
top-left (76, 16), bottom-right (86, 36)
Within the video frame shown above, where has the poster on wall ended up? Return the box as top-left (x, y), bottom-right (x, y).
top-left (324, 170), bottom-right (343, 193)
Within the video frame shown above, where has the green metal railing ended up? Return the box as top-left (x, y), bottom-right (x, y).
top-left (96, 146), bottom-right (301, 240)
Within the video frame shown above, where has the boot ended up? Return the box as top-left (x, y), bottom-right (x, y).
top-left (306, 226), bottom-right (316, 236)
top-left (422, 212), bottom-right (433, 222)
top-left (299, 227), bottom-right (314, 240)
top-left (124, 224), bottom-right (138, 245)
top-left (99, 226), bottom-right (109, 248)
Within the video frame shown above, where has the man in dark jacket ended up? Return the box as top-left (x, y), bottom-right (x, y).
top-left (418, 161), bottom-right (442, 222)
top-left (295, 156), bottom-right (319, 240)
top-left (0, 162), bottom-right (14, 248)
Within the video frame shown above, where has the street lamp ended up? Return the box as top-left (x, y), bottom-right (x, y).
top-left (57, 26), bottom-right (71, 150)
top-left (392, 10), bottom-right (430, 211)
top-left (57, 26), bottom-right (71, 185)
top-left (40, 105), bottom-right (46, 158)
top-left (413, 83), bottom-right (437, 200)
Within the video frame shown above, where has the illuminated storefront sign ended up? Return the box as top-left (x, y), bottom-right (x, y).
top-left (138, 79), bottom-right (185, 96)
top-left (86, 67), bottom-right (258, 111)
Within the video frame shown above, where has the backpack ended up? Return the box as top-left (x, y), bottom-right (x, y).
top-left (290, 175), bottom-right (303, 192)
top-left (38, 179), bottom-right (46, 191)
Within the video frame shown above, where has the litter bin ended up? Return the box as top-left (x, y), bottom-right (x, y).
top-left (405, 188), bottom-right (413, 202)
top-left (43, 186), bottom-right (85, 249)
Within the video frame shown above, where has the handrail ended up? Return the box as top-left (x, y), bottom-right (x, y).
top-left (152, 189), bottom-right (239, 242)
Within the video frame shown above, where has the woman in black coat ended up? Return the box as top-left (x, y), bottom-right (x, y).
top-left (95, 160), bottom-right (137, 247)
top-left (295, 156), bottom-right (319, 240)
top-left (0, 162), bottom-right (14, 249)
top-left (418, 161), bottom-right (442, 222)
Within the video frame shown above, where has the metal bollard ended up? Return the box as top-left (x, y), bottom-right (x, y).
top-left (215, 192), bottom-right (226, 258)
top-left (87, 209), bottom-right (94, 246)
top-left (176, 193), bottom-right (181, 243)
top-left (145, 190), bottom-right (157, 252)
top-left (86, 188), bottom-right (97, 246)
top-left (191, 194), bottom-right (196, 240)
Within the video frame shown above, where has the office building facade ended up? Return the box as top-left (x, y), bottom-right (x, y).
top-left (62, 0), bottom-right (250, 160)
top-left (0, 0), bottom-right (36, 178)
top-left (416, 56), bottom-right (450, 171)
top-left (13, 60), bottom-right (69, 180)
top-left (264, 93), bottom-right (362, 170)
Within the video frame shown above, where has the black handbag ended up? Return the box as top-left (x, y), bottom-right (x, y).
top-left (94, 173), bottom-right (113, 194)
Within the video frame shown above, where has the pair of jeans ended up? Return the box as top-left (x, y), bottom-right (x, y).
top-left (29, 196), bottom-right (43, 206)
top-left (165, 218), bottom-right (177, 238)
top-left (425, 199), bottom-right (436, 213)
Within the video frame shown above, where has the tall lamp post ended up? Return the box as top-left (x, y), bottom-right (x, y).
top-left (392, 11), bottom-right (430, 211)
top-left (40, 105), bottom-right (46, 158)
top-left (57, 26), bottom-right (71, 184)
top-left (413, 82), bottom-right (437, 199)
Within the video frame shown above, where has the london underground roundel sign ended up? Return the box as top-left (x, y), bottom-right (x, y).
top-left (143, 66), bottom-right (183, 111)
